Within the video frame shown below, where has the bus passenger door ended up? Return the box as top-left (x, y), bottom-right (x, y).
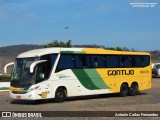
top-left (35, 62), bottom-right (52, 99)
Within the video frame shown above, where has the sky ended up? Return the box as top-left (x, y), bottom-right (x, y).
top-left (0, 0), bottom-right (159, 51)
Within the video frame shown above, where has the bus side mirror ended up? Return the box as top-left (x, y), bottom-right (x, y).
top-left (4, 62), bottom-right (14, 74)
top-left (30, 60), bottom-right (47, 73)
top-left (38, 73), bottom-right (45, 79)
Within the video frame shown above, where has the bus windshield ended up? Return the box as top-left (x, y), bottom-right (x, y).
top-left (11, 58), bottom-right (38, 87)
top-left (11, 54), bottom-right (58, 87)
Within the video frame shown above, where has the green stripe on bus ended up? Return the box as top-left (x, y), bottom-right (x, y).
top-left (72, 69), bottom-right (99, 90)
top-left (84, 69), bottom-right (110, 89)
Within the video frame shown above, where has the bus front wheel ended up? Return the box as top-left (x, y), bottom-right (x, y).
top-left (55, 88), bottom-right (65, 102)
top-left (120, 84), bottom-right (128, 97)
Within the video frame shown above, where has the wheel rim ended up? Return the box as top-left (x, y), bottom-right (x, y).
top-left (57, 92), bottom-right (64, 99)
top-left (130, 84), bottom-right (138, 95)
top-left (122, 87), bottom-right (127, 95)
top-left (132, 85), bottom-right (138, 93)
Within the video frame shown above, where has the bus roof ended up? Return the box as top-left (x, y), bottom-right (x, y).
top-left (17, 48), bottom-right (82, 58)
top-left (17, 47), bottom-right (150, 58)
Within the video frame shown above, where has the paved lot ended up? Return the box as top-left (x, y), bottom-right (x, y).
top-left (0, 78), bottom-right (160, 119)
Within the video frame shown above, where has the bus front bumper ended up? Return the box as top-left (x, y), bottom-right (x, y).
top-left (9, 90), bottom-right (37, 100)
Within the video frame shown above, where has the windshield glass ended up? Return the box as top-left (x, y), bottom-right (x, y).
top-left (11, 58), bottom-right (38, 87)
top-left (35, 54), bottom-right (58, 83)
top-left (11, 54), bottom-right (58, 87)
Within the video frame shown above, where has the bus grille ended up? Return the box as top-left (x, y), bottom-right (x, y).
top-left (12, 91), bottom-right (27, 94)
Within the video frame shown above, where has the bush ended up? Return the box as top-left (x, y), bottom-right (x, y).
top-left (0, 87), bottom-right (10, 90)
top-left (43, 40), bottom-right (72, 48)
top-left (0, 75), bottom-right (11, 82)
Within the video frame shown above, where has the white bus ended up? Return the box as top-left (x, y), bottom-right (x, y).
top-left (5, 48), bottom-right (152, 102)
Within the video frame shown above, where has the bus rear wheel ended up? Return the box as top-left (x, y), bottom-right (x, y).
top-left (129, 83), bottom-right (138, 96)
top-left (55, 88), bottom-right (65, 102)
top-left (120, 84), bottom-right (128, 97)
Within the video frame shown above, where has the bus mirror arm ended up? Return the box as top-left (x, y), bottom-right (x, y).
top-left (30, 60), bottom-right (47, 73)
top-left (4, 62), bottom-right (14, 74)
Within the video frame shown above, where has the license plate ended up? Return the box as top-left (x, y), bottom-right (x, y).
top-left (16, 96), bottom-right (21, 99)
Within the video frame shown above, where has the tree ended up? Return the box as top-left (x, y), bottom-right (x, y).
top-left (66, 40), bottom-right (72, 47)
top-left (43, 40), bottom-right (72, 48)
top-left (116, 46), bottom-right (122, 51)
top-left (109, 47), bottom-right (115, 50)
top-left (123, 47), bottom-right (130, 51)
top-left (131, 48), bottom-right (135, 52)
top-left (109, 46), bottom-right (122, 51)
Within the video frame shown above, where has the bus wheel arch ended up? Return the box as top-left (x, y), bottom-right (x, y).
top-left (120, 83), bottom-right (129, 97)
top-left (55, 86), bottom-right (67, 102)
top-left (129, 82), bottom-right (138, 96)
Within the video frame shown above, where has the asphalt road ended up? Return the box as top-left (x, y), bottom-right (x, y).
top-left (0, 78), bottom-right (160, 119)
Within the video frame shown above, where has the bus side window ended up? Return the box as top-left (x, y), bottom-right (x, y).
top-left (141, 56), bottom-right (150, 67)
top-left (135, 56), bottom-right (141, 67)
top-left (120, 56), bottom-right (124, 67)
top-left (56, 54), bottom-right (75, 72)
top-left (91, 55), bottom-right (98, 68)
top-left (37, 55), bottom-right (50, 81)
top-left (75, 55), bottom-right (83, 68)
top-left (106, 55), bottom-right (119, 68)
top-left (131, 57), bottom-right (136, 67)
top-left (141, 57), bottom-right (144, 66)
top-left (97, 55), bottom-right (105, 68)
top-left (36, 63), bottom-right (46, 82)
top-left (39, 54), bottom-right (58, 79)
top-left (121, 56), bottom-right (132, 67)
top-left (82, 55), bottom-right (91, 68)
top-left (134, 56), bottom-right (150, 67)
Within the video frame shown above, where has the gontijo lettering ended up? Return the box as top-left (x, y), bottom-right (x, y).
top-left (108, 70), bottom-right (134, 76)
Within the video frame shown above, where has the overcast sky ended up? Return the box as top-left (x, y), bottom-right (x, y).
top-left (0, 0), bottom-right (159, 51)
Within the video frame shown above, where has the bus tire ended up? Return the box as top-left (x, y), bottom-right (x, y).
top-left (129, 83), bottom-right (138, 96)
top-left (55, 88), bottom-right (65, 102)
top-left (120, 84), bottom-right (128, 97)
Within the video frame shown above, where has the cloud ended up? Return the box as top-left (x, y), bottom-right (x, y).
top-left (0, 12), bottom-right (8, 21)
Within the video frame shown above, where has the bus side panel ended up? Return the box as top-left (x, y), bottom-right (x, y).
top-left (138, 65), bottom-right (152, 91)
top-left (50, 63), bottom-right (151, 98)
top-left (139, 77), bottom-right (152, 91)
top-left (35, 80), bottom-right (52, 100)
top-left (51, 69), bottom-right (93, 97)
top-left (52, 69), bottom-right (112, 97)
top-left (106, 67), bottom-right (152, 93)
